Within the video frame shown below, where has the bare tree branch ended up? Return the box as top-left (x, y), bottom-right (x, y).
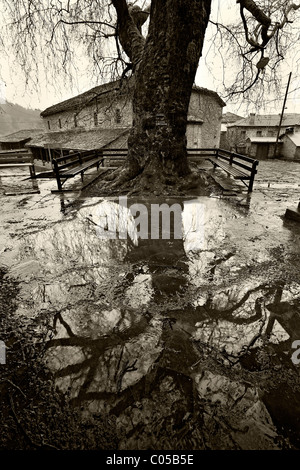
top-left (111, 0), bottom-right (147, 69)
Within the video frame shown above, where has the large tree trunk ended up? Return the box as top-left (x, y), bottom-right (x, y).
top-left (125, 0), bottom-right (212, 180)
top-left (112, 0), bottom-right (212, 182)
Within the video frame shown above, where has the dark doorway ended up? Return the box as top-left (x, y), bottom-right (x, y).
top-left (256, 143), bottom-right (269, 159)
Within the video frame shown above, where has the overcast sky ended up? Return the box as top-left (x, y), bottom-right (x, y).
top-left (0, 0), bottom-right (299, 116)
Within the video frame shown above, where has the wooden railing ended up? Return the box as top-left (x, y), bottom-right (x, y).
top-left (49, 147), bottom-right (258, 192)
top-left (98, 147), bottom-right (259, 192)
top-left (99, 147), bottom-right (253, 162)
top-left (0, 150), bottom-right (36, 178)
top-left (0, 149), bottom-right (33, 163)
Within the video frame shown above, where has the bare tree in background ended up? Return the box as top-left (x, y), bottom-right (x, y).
top-left (208, 1), bottom-right (300, 108)
top-left (1, 0), bottom-right (299, 191)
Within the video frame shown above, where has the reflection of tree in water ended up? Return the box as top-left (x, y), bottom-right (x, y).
top-left (37, 199), bottom-right (300, 449)
top-left (44, 230), bottom-right (300, 449)
top-left (265, 282), bottom-right (300, 343)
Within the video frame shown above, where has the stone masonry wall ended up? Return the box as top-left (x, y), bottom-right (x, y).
top-left (281, 135), bottom-right (300, 160)
top-left (227, 125), bottom-right (300, 155)
top-left (44, 92), bottom-right (132, 133)
top-left (43, 89), bottom-right (223, 149)
top-left (187, 91), bottom-right (222, 148)
top-left (246, 142), bottom-right (277, 159)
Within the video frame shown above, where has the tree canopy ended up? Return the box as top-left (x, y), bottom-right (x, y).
top-left (0, 0), bottom-right (299, 111)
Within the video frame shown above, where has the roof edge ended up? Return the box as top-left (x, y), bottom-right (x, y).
top-left (40, 79), bottom-right (124, 117)
top-left (41, 80), bottom-right (226, 117)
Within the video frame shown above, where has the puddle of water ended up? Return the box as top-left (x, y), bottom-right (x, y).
top-left (258, 183), bottom-right (300, 189)
top-left (2, 194), bottom-right (300, 449)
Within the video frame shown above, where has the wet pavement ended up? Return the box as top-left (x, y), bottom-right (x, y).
top-left (1, 160), bottom-right (300, 450)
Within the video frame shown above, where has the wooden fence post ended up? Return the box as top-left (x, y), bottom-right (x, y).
top-left (248, 160), bottom-right (258, 192)
top-left (29, 164), bottom-right (36, 178)
top-left (53, 159), bottom-right (62, 191)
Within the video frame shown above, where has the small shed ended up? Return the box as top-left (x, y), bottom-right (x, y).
top-left (280, 132), bottom-right (300, 160)
top-left (0, 129), bottom-right (44, 151)
top-left (245, 136), bottom-right (281, 159)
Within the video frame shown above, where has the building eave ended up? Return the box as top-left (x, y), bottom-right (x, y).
top-left (41, 80), bottom-right (226, 118)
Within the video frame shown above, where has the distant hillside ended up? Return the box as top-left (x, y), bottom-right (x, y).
top-left (0, 102), bottom-right (43, 137)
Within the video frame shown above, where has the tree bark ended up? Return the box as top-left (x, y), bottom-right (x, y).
top-left (112, 0), bottom-right (146, 69)
top-left (114, 0), bottom-right (212, 181)
top-left (237, 0), bottom-right (271, 27)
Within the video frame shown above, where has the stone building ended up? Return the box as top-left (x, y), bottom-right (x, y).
top-left (227, 113), bottom-right (300, 159)
top-left (185, 86), bottom-right (225, 148)
top-left (245, 136), bottom-right (281, 160)
top-left (27, 79), bottom-right (225, 162)
top-left (280, 128), bottom-right (300, 160)
top-left (220, 112), bottom-right (244, 149)
top-left (41, 80), bottom-right (131, 133)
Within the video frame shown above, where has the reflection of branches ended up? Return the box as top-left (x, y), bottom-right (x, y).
top-left (54, 311), bottom-right (75, 337)
top-left (114, 345), bottom-right (139, 392)
top-left (47, 315), bottom-right (148, 351)
top-left (192, 281), bottom-right (300, 365)
top-left (205, 283), bottom-right (269, 324)
top-left (265, 282), bottom-right (300, 341)
top-left (46, 311), bottom-right (149, 407)
top-left (116, 359), bottom-right (138, 392)
top-left (109, 366), bottom-right (195, 418)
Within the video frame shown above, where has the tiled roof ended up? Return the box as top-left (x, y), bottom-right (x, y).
top-left (246, 136), bottom-right (279, 143)
top-left (192, 85), bottom-right (226, 107)
top-left (26, 127), bottom-right (130, 151)
top-left (40, 79), bottom-right (226, 117)
top-left (40, 80), bottom-right (129, 117)
top-left (102, 129), bottom-right (130, 149)
top-left (221, 112), bottom-right (244, 123)
top-left (283, 133), bottom-right (300, 147)
top-left (228, 113), bottom-right (300, 128)
top-left (0, 129), bottom-right (44, 143)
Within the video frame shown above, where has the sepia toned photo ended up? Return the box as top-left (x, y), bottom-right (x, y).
top-left (0, 0), bottom-right (300, 461)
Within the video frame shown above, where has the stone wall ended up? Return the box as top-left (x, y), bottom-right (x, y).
top-left (281, 135), bottom-right (300, 160)
top-left (227, 125), bottom-right (300, 154)
top-left (43, 88), bottom-right (224, 149)
top-left (44, 92), bottom-right (132, 133)
top-left (246, 142), bottom-right (277, 159)
top-left (187, 91), bottom-right (222, 148)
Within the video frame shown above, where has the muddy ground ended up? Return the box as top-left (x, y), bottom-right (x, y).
top-left (0, 160), bottom-right (300, 450)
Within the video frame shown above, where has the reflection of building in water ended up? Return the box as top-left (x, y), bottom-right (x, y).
top-left (6, 195), bottom-right (300, 449)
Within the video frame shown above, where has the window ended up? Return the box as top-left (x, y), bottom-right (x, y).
top-left (267, 130), bottom-right (274, 136)
top-left (115, 108), bottom-right (122, 124)
top-left (94, 112), bottom-right (98, 126)
top-left (47, 121), bottom-right (51, 130)
top-left (74, 114), bottom-right (77, 128)
top-left (256, 130), bottom-right (262, 136)
top-left (240, 130), bottom-right (246, 137)
top-left (58, 118), bottom-right (62, 129)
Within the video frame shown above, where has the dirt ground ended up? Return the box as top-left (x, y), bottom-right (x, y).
top-left (0, 159), bottom-right (300, 450)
